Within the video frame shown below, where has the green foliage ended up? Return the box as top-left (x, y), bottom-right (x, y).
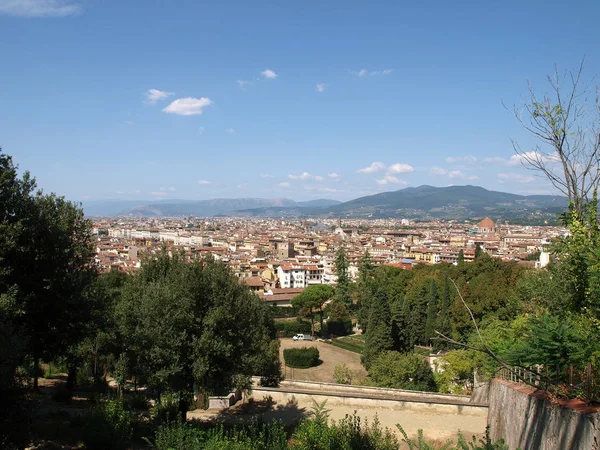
top-left (397, 425), bottom-right (510, 450)
top-left (82, 399), bottom-right (132, 450)
top-left (116, 251), bottom-right (275, 406)
top-left (152, 393), bottom-right (181, 425)
top-left (366, 351), bottom-right (437, 392)
top-left (152, 419), bottom-right (287, 450)
top-left (328, 335), bottom-right (365, 354)
top-left (363, 291), bottom-right (393, 368)
top-left (292, 284), bottom-right (334, 336)
top-left (333, 364), bottom-right (354, 384)
top-left (259, 339), bottom-right (284, 387)
top-left (334, 247), bottom-right (351, 307)
top-left (274, 318), bottom-right (312, 337)
top-left (434, 350), bottom-right (490, 395)
top-left (283, 347), bottom-right (320, 368)
top-left (506, 312), bottom-right (587, 380)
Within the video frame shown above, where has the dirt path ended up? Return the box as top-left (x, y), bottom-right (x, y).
top-left (279, 338), bottom-right (367, 383)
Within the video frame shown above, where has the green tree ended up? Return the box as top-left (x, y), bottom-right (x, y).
top-left (358, 250), bottom-right (374, 284)
top-left (457, 249), bottom-right (465, 264)
top-left (291, 284), bottom-right (334, 337)
top-left (116, 252), bottom-right (274, 415)
top-left (366, 351), bottom-right (437, 392)
top-left (474, 244), bottom-right (484, 259)
top-left (334, 247), bottom-right (351, 307)
top-left (363, 290), bottom-right (393, 368)
top-left (434, 276), bottom-right (452, 351)
top-left (424, 279), bottom-right (438, 343)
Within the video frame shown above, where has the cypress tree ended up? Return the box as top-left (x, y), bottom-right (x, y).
top-left (424, 279), bottom-right (438, 343)
top-left (363, 290), bottom-right (393, 368)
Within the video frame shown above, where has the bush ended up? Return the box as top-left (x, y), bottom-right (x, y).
top-left (152, 393), bottom-right (180, 425)
top-left (284, 347), bottom-right (320, 368)
top-left (269, 305), bottom-right (299, 318)
top-left (366, 351), bottom-right (437, 392)
top-left (82, 399), bottom-right (132, 450)
top-left (274, 318), bottom-right (312, 337)
top-left (152, 419), bottom-right (287, 450)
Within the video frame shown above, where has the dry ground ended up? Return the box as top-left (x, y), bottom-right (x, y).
top-left (279, 338), bottom-right (367, 383)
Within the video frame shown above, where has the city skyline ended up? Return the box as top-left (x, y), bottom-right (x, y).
top-left (1, 0), bottom-right (599, 202)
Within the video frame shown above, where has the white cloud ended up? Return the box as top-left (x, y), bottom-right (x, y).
top-left (150, 191), bottom-right (168, 197)
top-left (278, 182), bottom-right (291, 188)
top-left (328, 172), bottom-right (340, 178)
top-left (357, 161), bottom-right (386, 174)
top-left (261, 69), bottom-right (278, 79)
top-left (260, 173), bottom-right (273, 178)
top-left (197, 180), bottom-right (211, 185)
top-left (376, 176), bottom-right (407, 185)
top-left (445, 156), bottom-right (477, 164)
top-left (315, 83), bottom-right (328, 93)
top-left (387, 163), bottom-right (414, 174)
top-left (123, 120), bottom-right (134, 125)
top-left (163, 97), bottom-right (212, 116)
top-left (237, 183), bottom-right (248, 189)
top-left (353, 69), bottom-right (393, 77)
top-left (237, 80), bottom-right (250, 88)
top-left (0, 0), bottom-right (81, 17)
top-left (145, 88), bottom-right (174, 104)
top-left (198, 127), bottom-right (205, 134)
top-left (226, 128), bottom-right (235, 134)
top-left (429, 167), bottom-right (478, 180)
top-left (288, 172), bottom-right (323, 181)
top-left (159, 186), bottom-right (176, 192)
top-left (497, 173), bottom-right (535, 183)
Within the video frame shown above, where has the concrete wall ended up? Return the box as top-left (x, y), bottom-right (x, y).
top-left (488, 379), bottom-right (600, 450)
top-left (250, 378), bottom-right (487, 417)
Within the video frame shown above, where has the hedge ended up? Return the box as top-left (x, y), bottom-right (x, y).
top-left (283, 347), bottom-right (320, 368)
top-left (274, 318), bottom-right (312, 337)
top-left (268, 305), bottom-right (299, 318)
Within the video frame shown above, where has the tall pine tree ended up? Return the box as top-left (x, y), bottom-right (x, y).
top-left (363, 290), bottom-right (393, 368)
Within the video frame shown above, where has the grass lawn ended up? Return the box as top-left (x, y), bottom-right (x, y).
top-left (327, 334), bottom-right (365, 354)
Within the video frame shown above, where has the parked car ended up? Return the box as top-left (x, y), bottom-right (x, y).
top-left (293, 334), bottom-right (305, 341)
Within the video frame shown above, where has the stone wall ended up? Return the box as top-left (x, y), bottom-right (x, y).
top-left (488, 379), bottom-right (600, 450)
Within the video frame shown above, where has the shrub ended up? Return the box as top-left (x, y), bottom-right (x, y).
top-left (366, 351), bottom-right (437, 392)
top-left (152, 393), bottom-right (180, 425)
top-left (82, 399), bottom-right (132, 450)
top-left (284, 347), bottom-right (320, 368)
top-left (333, 364), bottom-right (354, 385)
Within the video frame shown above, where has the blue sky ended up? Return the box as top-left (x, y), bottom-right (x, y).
top-left (1, 0), bottom-right (599, 202)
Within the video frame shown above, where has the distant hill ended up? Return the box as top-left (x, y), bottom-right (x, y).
top-left (224, 185), bottom-right (568, 221)
top-left (82, 186), bottom-right (567, 221)
top-left (83, 197), bottom-right (336, 217)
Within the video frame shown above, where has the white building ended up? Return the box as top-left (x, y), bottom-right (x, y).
top-left (277, 264), bottom-right (307, 288)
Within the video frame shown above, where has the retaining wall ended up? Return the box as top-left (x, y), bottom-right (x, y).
top-left (488, 379), bottom-right (600, 450)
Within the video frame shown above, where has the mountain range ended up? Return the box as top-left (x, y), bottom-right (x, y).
top-left (82, 185), bottom-right (567, 222)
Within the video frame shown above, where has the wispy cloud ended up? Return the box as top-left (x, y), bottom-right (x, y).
top-left (429, 167), bottom-right (478, 180)
top-left (483, 152), bottom-right (559, 167)
top-left (288, 172), bottom-right (324, 181)
top-left (0, 0), bottom-right (81, 17)
top-left (150, 191), bottom-right (168, 197)
top-left (261, 69), bottom-right (278, 79)
top-left (197, 180), bottom-right (211, 185)
top-left (145, 88), bottom-right (174, 104)
top-left (357, 162), bottom-right (386, 174)
top-left (159, 186), bottom-right (176, 192)
top-left (304, 186), bottom-right (343, 193)
top-left (278, 182), bottom-right (291, 188)
top-left (315, 83), bottom-right (328, 93)
top-left (260, 173), bottom-right (273, 178)
top-left (328, 172), bottom-right (340, 178)
top-left (497, 173), bottom-right (535, 183)
top-left (446, 156), bottom-right (477, 164)
top-left (376, 175), bottom-right (407, 185)
top-left (198, 127), bottom-right (205, 134)
top-left (237, 80), bottom-right (250, 88)
top-left (352, 69), bottom-right (393, 77)
top-left (163, 97), bottom-right (212, 116)
top-left (237, 183), bottom-right (248, 189)
top-left (225, 128), bottom-right (235, 134)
